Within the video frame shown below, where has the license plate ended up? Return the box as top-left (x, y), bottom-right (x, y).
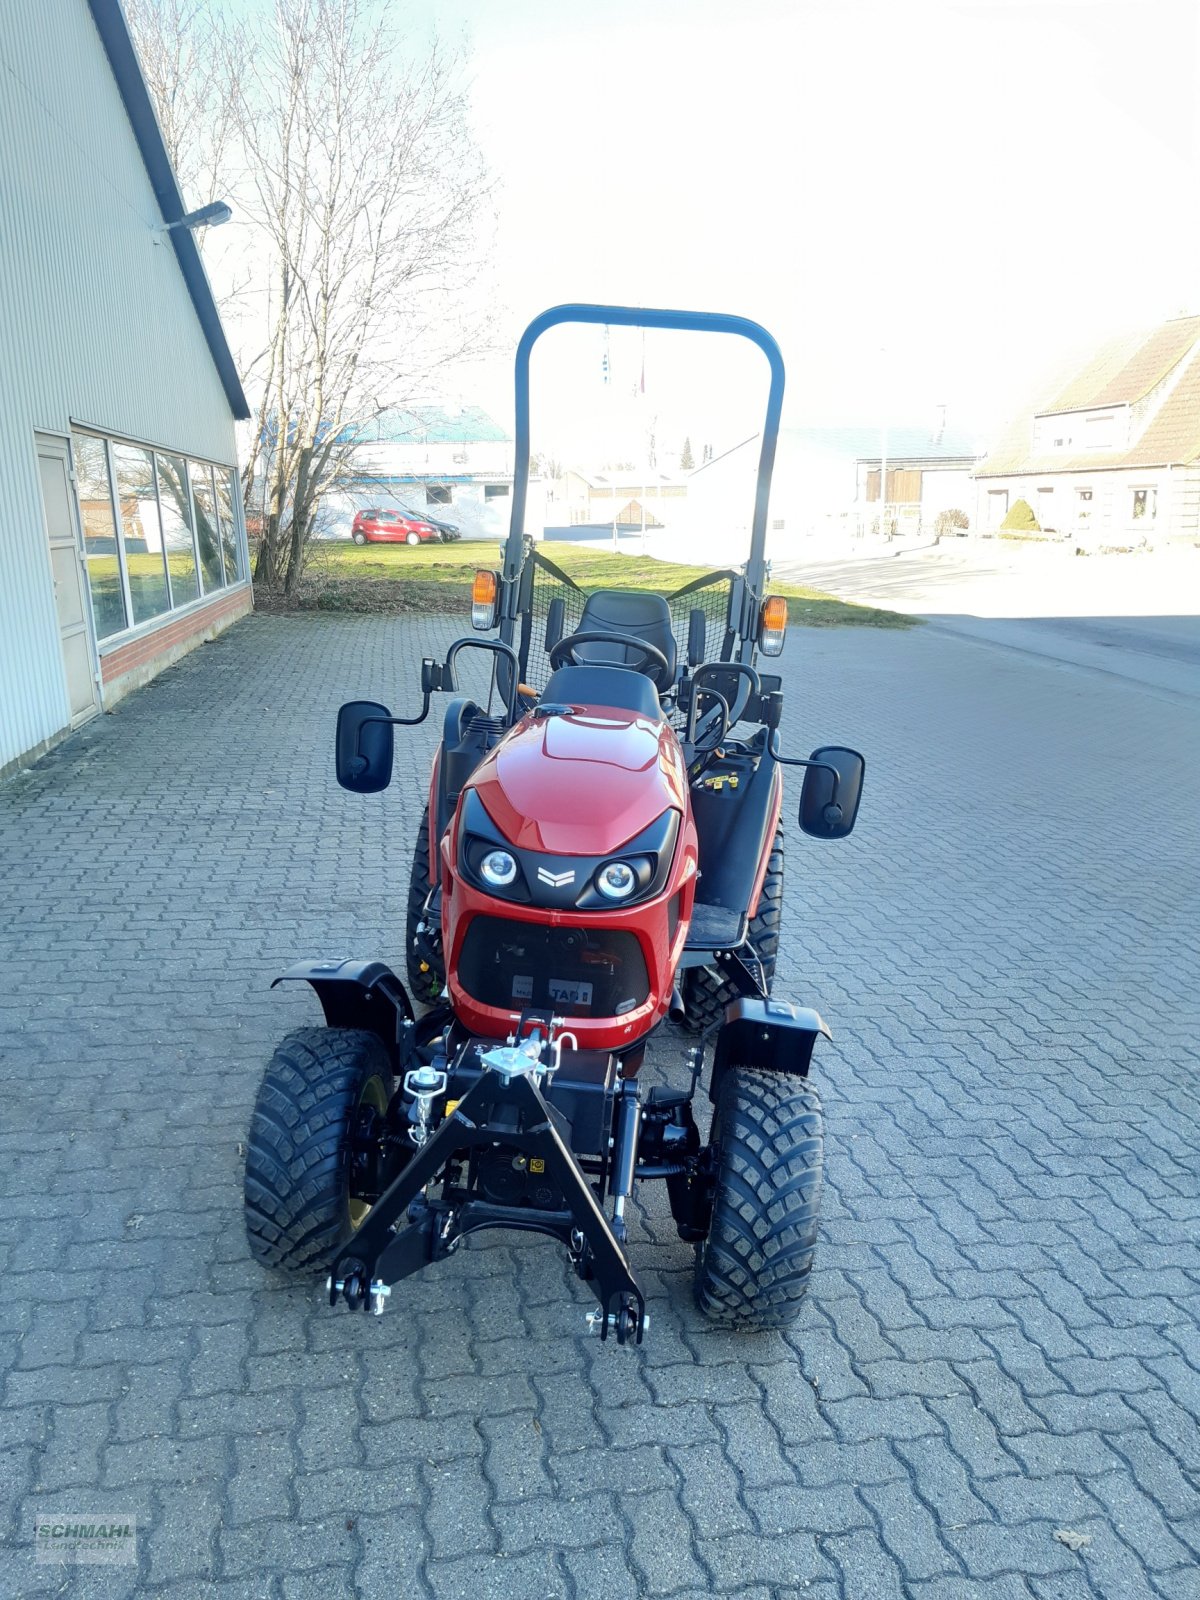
top-left (548, 978), bottom-right (593, 1006)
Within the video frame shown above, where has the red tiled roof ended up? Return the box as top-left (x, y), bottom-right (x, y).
top-left (977, 316), bottom-right (1200, 477)
top-left (1042, 316), bottom-right (1200, 412)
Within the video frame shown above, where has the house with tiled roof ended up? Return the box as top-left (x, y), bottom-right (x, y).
top-left (974, 315), bottom-right (1200, 544)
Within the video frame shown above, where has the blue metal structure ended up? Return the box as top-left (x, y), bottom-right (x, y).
top-left (503, 303), bottom-right (786, 598)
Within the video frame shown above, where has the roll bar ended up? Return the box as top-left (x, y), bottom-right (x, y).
top-left (503, 304), bottom-right (786, 606)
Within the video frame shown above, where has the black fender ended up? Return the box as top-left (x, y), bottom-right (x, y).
top-left (710, 996), bottom-right (831, 1104)
top-left (272, 959), bottom-right (414, 1068)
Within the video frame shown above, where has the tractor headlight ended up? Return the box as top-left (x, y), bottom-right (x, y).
top-left (480, 849), bottom-right (518, 888)
top-left (596, 860), bottom-right (637, 901)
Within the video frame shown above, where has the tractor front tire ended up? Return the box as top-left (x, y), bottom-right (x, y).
top-left (406, 805), bottom-right (446, 1005)
top-left (683, 826), bottom-right (783, 1033)
top-left (694, 1067), bottom-right (822, 1330)
top-left (243, 1027), bottom-right (393, 1275)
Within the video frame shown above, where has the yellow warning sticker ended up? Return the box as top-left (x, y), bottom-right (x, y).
top-left (529, 1158), bottom-right (545, 1174)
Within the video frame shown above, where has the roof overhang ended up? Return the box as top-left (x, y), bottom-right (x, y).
top-left (85, 0), bottom-right (250, 421)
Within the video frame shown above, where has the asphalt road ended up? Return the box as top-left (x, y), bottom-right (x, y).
top-left (773, 543), bottom-right (1200, 697)
top-left (1, 610), bottom-right (1198, 1598)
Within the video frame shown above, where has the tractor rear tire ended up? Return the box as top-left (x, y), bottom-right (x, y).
top-left (406, 805), bottom-right (446, 1005)
top-left (244, 1027), bottom-right (393, 1275)
top-left (683, 826), bottom-right (783, 1033)
top-left (694, 1066), bottom-right (822, 1330)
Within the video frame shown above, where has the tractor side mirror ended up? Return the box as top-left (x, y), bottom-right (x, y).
top-left (687, 608), bottom-right (707, 667)
top-left (335, 700), bottom-right (394, 793)
top-left (799, 746), bottom-right (864, 840)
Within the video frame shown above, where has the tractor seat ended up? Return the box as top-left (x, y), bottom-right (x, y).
top-left (571, 589), bottom-right (678, 692)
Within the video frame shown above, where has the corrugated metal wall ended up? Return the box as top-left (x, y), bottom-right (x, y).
top-left (0, 0), bottom-right (239, 772)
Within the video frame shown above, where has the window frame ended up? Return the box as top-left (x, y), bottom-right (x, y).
top-left (1131, 486), bottom-right (1157, 522)
top-left (110, 437), bottom-right (172, 630)
top-left (69, 422), bottom-right (249, 654)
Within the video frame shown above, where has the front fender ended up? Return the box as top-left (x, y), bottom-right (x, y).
top-left (710, 996), bottom-right (831, 1103)
top-left (272, 959), bottom-right (414, 1065)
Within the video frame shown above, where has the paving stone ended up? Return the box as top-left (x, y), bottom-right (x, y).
top-left (623, 1486), bottom-right (709, 1594)
top-left (859, 1477), bottom-right (962, 1581)
top-left (560, 1546), bottom-right (644, 1600)
top-left (3, 612), bottom-right (1200, 1600)
top-left (421, 1456), bottom-right (494, 1559)
top-left (492, 1491), bottom-right (623, 1553)
top-left (427, 1548), bottom-right (564, 1600)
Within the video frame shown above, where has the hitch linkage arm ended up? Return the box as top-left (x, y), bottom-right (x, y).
top-left (328, 1068), bottom-right (647, 1344)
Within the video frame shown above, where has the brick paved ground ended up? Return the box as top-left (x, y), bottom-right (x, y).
top-left (1, 610), bottom-right (1198, 1599)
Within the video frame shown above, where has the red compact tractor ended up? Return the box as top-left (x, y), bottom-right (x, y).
top-left (243, 305), bottom-right (864, 1343)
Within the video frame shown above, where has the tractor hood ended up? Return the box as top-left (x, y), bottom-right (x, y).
top-left (465, 706), bottom-right (688, 855)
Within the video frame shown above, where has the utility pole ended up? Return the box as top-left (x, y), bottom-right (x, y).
top-left (878, 344), bottom-right (889, 542)
top-left (879, 423), bottom-right (889, 541)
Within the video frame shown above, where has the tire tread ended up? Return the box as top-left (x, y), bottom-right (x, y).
top-left (695, 1067), bottom-right (823, 1330)
top-left (243, 1027), bottom-right (391, 1275)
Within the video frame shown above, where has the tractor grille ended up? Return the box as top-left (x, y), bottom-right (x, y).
top-left (458, 916), bottom-right (649, 1018)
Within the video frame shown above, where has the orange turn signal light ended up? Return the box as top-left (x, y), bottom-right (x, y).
top-left (759, 594), bottom-right (788, 656)
top-left (471, 569), bottom-right (499, 631)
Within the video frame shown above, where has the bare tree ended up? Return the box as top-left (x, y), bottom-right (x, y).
top-left (124, 0), bottom-right (241, 218)
top-left (129, 0), bottom-right (492, 595)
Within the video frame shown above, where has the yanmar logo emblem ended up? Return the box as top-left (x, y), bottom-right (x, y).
top-left (537, 867), bottom-right (575, 888)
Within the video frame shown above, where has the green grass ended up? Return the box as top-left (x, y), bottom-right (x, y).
top-left (268, 539), bottom-right (914, 629)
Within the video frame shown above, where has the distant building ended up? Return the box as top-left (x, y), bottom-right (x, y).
top-left (684, 425), bottom-right (979, 557)
top-left (335, 405), bottom-right (518, 537)
top-left (0, 0), bottom-right (251, 780)
top-left (552, 469), bottom-right (689, 530)
top-left (974, 315), bottom-right (1200, 544)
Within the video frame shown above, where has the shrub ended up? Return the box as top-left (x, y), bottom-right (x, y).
top-left (934, 508), bottom-right (970, 536)
top-left (1000, 497), bottom-right (1040, 533)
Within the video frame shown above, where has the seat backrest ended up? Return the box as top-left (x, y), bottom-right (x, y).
top-left (542, 665), bottom-right (662, 719)
top-left (575, 589), bottom-right (677, 690)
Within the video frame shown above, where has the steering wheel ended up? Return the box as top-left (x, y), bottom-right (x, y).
top-left (548, 630), bottom-right (670, 679)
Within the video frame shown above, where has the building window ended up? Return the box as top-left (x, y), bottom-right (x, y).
top-left (1076, 488), bottom-right (1093, 522)
top-left (426, 484), bottom-right (453, 505)
top-left (113, 443), bottom-right (171, 626)
top-left (156, 453), bottom-right (201, 606)
top-left (73, 433), bottom-right (127, 640)
top-left (1132, 487), bottom-right (1156, 521)
top-left (71, 430), bottom-right (244, 643)
top-left (772, 518), bottom-right (785, 530)
top-left (214, 469), bottom-right (243, 581)
top-left (1036, 486), bottom-right (1056, 532)
top-left (484, 484), bottom-right (510, 501)
top-left (188, 462), bottom-right (226, 593)
top-left (987, 490), bottom-right (1008, 528)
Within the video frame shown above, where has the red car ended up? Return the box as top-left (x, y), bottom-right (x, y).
top-left (351, 508), bottom-right (451, 546)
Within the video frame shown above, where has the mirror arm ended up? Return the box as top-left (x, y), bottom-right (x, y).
top-left (767, 731), bottom-right (842, 810)
top-left (363, 699), bottom-right (431, 731)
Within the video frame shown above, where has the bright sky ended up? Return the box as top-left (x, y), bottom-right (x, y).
top-left (398, 0), bottom-right (1200, 458)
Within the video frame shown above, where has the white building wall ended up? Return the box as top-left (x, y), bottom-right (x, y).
top-left (972, 466), bottom-right (1184, 544)
top-left (0, 0), bottom-right (240, 771)
top-left (356, 438), bottom-right (513, 478)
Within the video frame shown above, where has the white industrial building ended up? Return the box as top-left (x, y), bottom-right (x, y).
top-left (0, 0), bottom-right (251, 780)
